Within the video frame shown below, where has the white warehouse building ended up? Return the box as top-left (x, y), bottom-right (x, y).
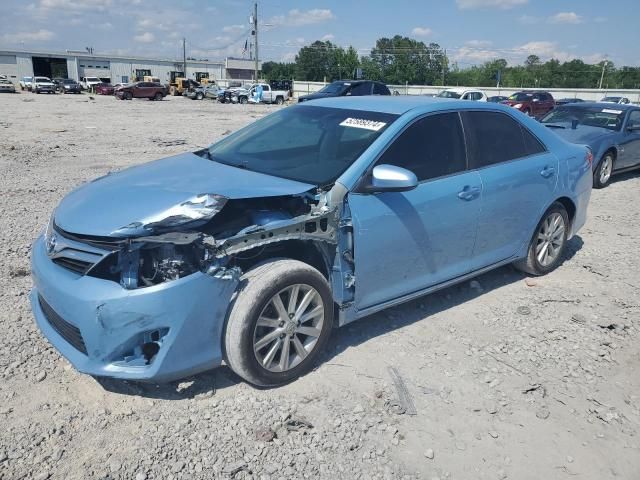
top-left (0, 49), bottom-right (259, 84)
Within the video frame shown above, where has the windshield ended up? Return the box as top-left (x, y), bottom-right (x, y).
top-left (437, 90), bottom-right (461, 99)
top-left (601, 97), bottom-right (620, 102)
top-left (541, 106), bottom-right (625, 131)
top-left (318, 82), bottom-right (348, 94)
top-left (63, 79), bottom-right (76, 84)
top-left (35, 77), bottom-right (50, 82)
top-left (207, 105), bottom-right (398, 185)
top-left (508, 92), bottom-right (532, 101)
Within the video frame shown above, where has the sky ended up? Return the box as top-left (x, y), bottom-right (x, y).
top-left (1, 0), bottom-right (639, 67)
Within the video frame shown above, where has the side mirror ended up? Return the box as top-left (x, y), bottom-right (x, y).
top-left (367, 164), bottom-right (418, 193)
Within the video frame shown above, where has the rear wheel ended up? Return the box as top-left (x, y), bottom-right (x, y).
top-left (514, 202), bottom-right (569, 276)
top-left (124, 92), bottom-right (132, 100)
top-left (239, 96), bottom-right (248, 105)
top-left (153, 92), bottom-right (163, 101)
top-left (593, 152), bottom-right (614, 188)
top-left (275, 96), bottom-right (284, 105)
top-left (196, 92), bottom-right (204, 100)
top-left (224, 259), bottom-right (333, 387)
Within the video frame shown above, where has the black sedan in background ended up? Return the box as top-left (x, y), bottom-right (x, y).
top-left (298, 80), bottom-right (390, 102)
top-left (488, 95), bottom-right (508, 103)
top-left (53, 78), bottom-right (82, 94)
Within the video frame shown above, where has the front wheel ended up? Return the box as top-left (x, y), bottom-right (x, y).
top-left (224, 259), bottom-right (334, 387)
top-left (514, 203), bottom-right (569, 276)
top-left (154, 92), bottom-right (163, 101)
top-left (239, 96), bottom-right (248, 105)
top-left (196, 92), bottom-right (204, 100)
top-left (593, 152), bottom-right (614, 188)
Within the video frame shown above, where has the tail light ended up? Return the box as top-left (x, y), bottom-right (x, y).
top-left (585, 148), bottom-right (593, 167)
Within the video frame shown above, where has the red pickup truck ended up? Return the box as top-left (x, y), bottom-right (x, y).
top-left (115, 81), bottom-right (167, 101)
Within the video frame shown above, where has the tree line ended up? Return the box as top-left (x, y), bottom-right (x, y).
top-left (261, 35), bottom-right (640, 89)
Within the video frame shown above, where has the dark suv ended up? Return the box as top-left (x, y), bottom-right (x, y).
top-left (298, 80), bottom-right (390, 102)
top-left (503, 91), bottom-right (555, 118)
top-left (53, 78), bottom-right (82, 94)
top-left (115, 82), bottom-right (167, 101)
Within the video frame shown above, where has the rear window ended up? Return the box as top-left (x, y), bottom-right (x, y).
top-left (437, 90), bottom-right (461, 99)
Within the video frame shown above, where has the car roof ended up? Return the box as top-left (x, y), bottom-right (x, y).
top-left (556, 102), bottom-right (637, 110)
top-left (300, 95), bottom-right (504, 115)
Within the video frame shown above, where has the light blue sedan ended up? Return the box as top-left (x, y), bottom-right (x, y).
top-left (30, 97), bottom-right (592, 386)
top-left (541, 103), bottom-right (640, 188)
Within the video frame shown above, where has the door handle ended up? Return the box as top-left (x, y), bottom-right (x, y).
top-left (540, 166), bottom-right (556, 178)
top-left (457, 186), bottom-right (480, 201)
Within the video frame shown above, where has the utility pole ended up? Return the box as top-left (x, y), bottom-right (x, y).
top-left (183, 37), bottom-right (187, 78)
top-left (599, 59), bottom-right (608, 90)
top-left (253, 2), bottom-right (259, 82)
top-left (442, 49), bottom-right (446, 86)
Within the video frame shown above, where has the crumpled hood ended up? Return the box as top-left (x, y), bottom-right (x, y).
top-left (55, 152), bottom-right (315, 238)
top-left (546, 124), bottom-right (614, 145)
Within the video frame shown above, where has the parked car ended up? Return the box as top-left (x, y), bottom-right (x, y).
top-left (488, 95), bottom-right (508, 103)
top-left (186, 84), bottom-right (223, 100)
top-left (0, 78), bottom-right (16, 93)
top-left (32, 77), bottom-right (57, 94)
top-left (235, 83), bottom-right (290, 105)
top-left (95, 83), bottom-right (115, 95)
top-left (503, 91), bottom-right (555, 117)
top-left (80, 76), bottom-right (102, 91)
top-left (297, 80), bottom-right (390, 102)
top-left (19, 76), bottom-right (33, 91)
top-left (437, 88), bottom-right (487, 101)
top-left (30, 97), bottom-right (592, 386)
top-left (115, 82), bottom-right (167, 100)
top-left (541, 103), bottom-right (640, 188)
top-left (53, 78), bottom-right (82, 94)
top-left (555, 98), bottom-right (585, 106)
top-left (600, 96), bottom-right (631, 105)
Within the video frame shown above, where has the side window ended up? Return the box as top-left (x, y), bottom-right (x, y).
top-left (350, 82), bottom-right (372, 96)
top-left (372, 83), bottom-right (387, 95)
top-left (463, 111), bottom-right (529, 168)
top-left (377, 112), bottom-right (467, 181)
top-left (522, 127), bottom-right (546, 156)
top-left (628, 110), bottom-right (640, 128)
top-left (470, 92), bottom-right (482, 101)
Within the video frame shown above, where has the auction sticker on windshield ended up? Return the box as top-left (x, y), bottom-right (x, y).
top-left (602, 109), bottom-right (623, 114)
top-left (340, 118), bottom-right (387, 131)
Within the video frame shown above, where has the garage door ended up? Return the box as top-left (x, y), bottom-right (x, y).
top-left (0, 55), bottom-right (19, 80)
top-left (79, 60), bottom-right (111, 81)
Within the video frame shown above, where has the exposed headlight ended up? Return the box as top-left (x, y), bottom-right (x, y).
top-left (513, 103), bottom-right (522, 109)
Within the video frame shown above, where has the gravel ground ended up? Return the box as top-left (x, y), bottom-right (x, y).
top-left (0, 92), bottom-right (639, 480)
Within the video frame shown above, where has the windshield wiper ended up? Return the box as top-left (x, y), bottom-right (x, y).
top-left (543, 124), bottom-right (566, 129)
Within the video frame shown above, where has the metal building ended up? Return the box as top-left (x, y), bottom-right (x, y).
top-left (0, 49), bottom-right (259, 84)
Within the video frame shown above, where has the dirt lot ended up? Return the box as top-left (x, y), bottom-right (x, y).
top-left (0, 92), bottom-right (639, 480)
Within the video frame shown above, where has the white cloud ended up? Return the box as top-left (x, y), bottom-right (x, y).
top-left (321, 34), bottom-right (334, 41)
top-left (514, 41), bottom-right (574, 62)
top-left (411, 27), bottom-right (432, 37)
top-left (548, 12), bottom-right (583, 24)
top-left (223, 24), bottom-right (246, 34)
top-left (465, 39), bottom-right (493, 48)
top-left (1, 29), bottom-right (55, 43)
top-left (39, 0), bottom-right (111, 10)
top-left (133, 32), bottom-right (155, 43)
top-left (456, 0), bottom-right (527, 10)
top-left (269, 9), bottom-right (335, 27)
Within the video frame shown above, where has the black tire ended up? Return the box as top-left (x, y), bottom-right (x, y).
top-left (514, 202), bottom-right (569, 276)
top-left (124, 92), bottom-right (132, 100)
top-left (239, 96), bottom-right (248, 105)
top-left (224, 259), bottom-right (334, 387)
top-left (154, 92), bottom-right (163, 101)
top-left (593, 151), bottom-right (615, 189)
top-left (196, 92), bottom-right (204, 100)
top-left (275, 96), bottom-right (284, 105)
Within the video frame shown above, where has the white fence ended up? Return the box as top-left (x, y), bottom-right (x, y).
top-left (291, 80), bottom-right (640, 103)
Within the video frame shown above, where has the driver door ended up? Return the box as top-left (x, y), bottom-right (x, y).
top-left (348, 112), bottom-right (482, 310)
top-left (618, 110), bottom-right (640, 169)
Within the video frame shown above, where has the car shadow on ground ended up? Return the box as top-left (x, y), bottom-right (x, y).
top-left (96, 236), bottom-right (584, 398)
top-left (609, 169), bottom-right (639, 185)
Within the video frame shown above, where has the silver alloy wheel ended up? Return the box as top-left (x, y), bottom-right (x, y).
top-left (535, 212), bottom-right (566, 267)
top-left (600, 155), bottom-right (613, 185)
top-left (253, 284), bottom-right (325, 372)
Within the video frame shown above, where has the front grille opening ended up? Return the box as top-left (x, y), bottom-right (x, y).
top-left (52, 257), bottom-right (94, 275)
top-left (38, 295), bottom-right (87, 355)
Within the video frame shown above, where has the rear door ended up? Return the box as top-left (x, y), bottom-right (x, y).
top-left (350, 82), bottom-right (373, 96)
top-left (462, 111), bottom-right (558, 269)
top-left (349, 112), bottom-right (482, 309)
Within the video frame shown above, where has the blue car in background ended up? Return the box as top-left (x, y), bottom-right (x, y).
top-left (541, 103), bottom-right (640, 188)
top-left (30, 97), bottom-right (592, 386)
